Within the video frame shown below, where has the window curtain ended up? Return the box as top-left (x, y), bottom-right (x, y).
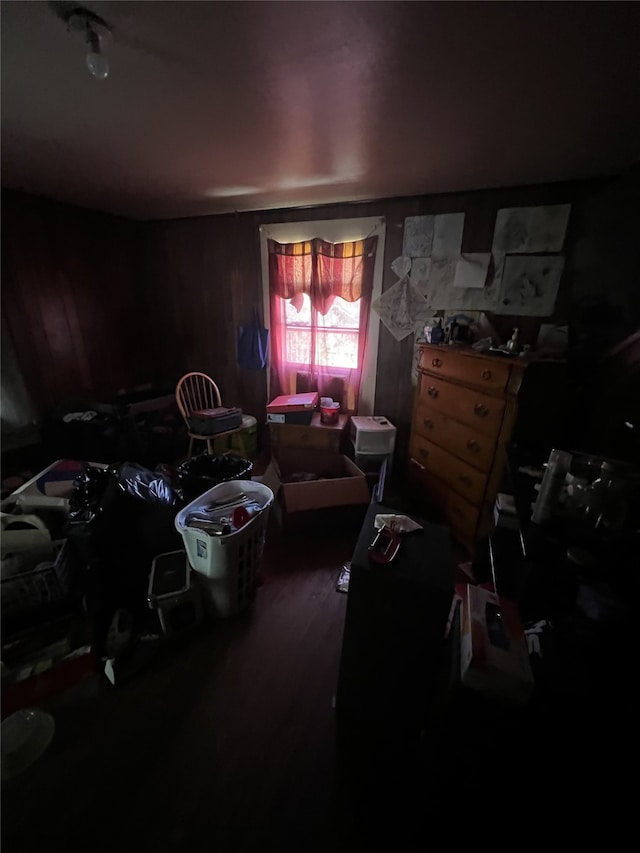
top-left (268, 236), bottom-right (377, 413)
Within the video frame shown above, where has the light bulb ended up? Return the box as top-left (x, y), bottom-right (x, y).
top-left (85, 30), bottom-right (109, 80)
top-left (86, 49), bottom-right (109, 79)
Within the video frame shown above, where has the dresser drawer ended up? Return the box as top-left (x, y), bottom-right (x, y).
top-left (419, 374), bottom-right (505, 438)
top-left (420, 347), bottom-right (511, 394)
top-left (407, 458), bottom-right (448, 505)
top-left (446, 491), bottom-right (480, 539)
top-left (409, 434), bottom-right (487, 505)
top-left (414, 402), bottom-right (496, 473)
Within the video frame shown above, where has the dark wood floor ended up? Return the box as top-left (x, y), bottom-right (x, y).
top-left (3, 512), bottom-right (632, 851)
top-left (2, 526), bottom-right (435, 853)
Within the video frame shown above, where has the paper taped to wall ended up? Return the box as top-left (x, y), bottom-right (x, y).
top-left (494, 254), bottom-right (565, 316)
top-left (402, 216), bottom-right (434, 258)
top-left (453, 253), bottom-right (491, 289)
top-left (432, 212), bottom-right (465, 260)
top-left (492, 204), bottom-right (570, 255)
top-left (409, 257), bottom-right (432, 295)
top-left (390, 255), bottom-right (412, 278)
top-left (372, 277), bottom-right (431, 342)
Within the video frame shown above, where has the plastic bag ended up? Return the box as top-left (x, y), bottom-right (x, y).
top-left (237, 306), bottom-right (269, 370)
top-left (177, 453), bottom-right (253, 502)
top-left (116, 462), bottom-right (179, 507)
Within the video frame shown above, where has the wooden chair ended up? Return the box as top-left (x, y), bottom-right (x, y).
top-left (175, 372), bottom-right (246, 459)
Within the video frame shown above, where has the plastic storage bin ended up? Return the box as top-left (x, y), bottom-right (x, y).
top-left (147, 550), bottom-right (203, 637)
top-left (175, 480), bottom-right (274, 617)
top-left (213, 414), bottom-right (258, 458)
top-left (350, 417), bottom-right (396, 456)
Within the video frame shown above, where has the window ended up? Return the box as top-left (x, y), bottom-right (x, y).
top-left (260, 218), bottom-right (386, 414)
top-left (283, 293), bottom-right (361, 370)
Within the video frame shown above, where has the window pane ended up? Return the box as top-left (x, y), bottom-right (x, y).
top-left (319, 297), bottom-right (360, 330)
top-left (317, 330), bottom-right (359, 369)
top-left (285, 328), bottom-right (311, 364)
top-left (284, 293), bottom-right (311, 326)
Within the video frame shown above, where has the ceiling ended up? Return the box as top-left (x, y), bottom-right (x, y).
top-left (1, 1), bottom-right (639, 221)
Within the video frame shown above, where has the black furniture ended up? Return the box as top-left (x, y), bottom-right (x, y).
top-left (335, 501), bottom-right (454, 735)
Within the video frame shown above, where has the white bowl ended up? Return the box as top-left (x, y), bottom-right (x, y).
top-left (1, 708), bottom-right (55, 780)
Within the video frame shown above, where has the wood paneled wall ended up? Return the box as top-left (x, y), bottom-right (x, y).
top-left (1, 190), bottom-right (149, 411)
top-left (5, 171), bottom-right (637, 464)
top-left (140, 179), bottom-right (596, 455)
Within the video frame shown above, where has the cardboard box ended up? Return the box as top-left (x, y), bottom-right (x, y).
top-left (268, 413), bottom-right (349, 454)
top-left (460, 584), bottom-right (534, 705)
top-left (266, 392), bottom-right (319, 424)
top-left (262, 450), bottom-right (370, 514)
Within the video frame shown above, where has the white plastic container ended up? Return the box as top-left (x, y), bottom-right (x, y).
top-left (350, 416), bottom-right (396, 456)
top-left (175, 480), bottom-right (274, 618)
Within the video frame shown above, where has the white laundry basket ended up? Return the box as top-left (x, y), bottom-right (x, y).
top-left (175, 480), bottom-right (274, 618)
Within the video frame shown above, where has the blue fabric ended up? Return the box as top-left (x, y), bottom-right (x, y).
top-left (237, 307), bottom-right (269, 370)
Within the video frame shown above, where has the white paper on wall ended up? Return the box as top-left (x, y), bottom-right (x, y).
top-left (432, 212), bottom-right (465, 260)
top-left (409, 257), bottom-right (432, 296)
top-left (493, 254), bottom-right (565, 316)
top-left (372, 277), bottom-right (432, 342)
top-left (492, 204), bottom-right (571, 255)
top-left (423, 259), bottom-right (457, 309)
top-left (402, 216), bottom-right (434, 258)
top-left (525, 205), bottom-right (571, 253)
top-left (390, 255), bottom-right (412, 279)
top-left (453, 253), bottom-right (491, 289)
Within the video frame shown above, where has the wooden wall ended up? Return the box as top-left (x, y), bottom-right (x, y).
top-left (140, 178), bottom-right (596, 456)
top-left (1, 190), bottom-right (149, 411)
top-left (4, 170), bottom-right (637, 463)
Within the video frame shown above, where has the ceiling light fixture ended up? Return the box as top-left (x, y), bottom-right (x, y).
top-left (64, 7), bottom-right (112, 80)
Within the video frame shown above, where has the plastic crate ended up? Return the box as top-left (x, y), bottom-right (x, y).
top-left (350, 417), bottom-right (396, 455)
top-left (174, 480), bottom-right (274, 618)
top-left (1, 539), bottom-right (74, 625)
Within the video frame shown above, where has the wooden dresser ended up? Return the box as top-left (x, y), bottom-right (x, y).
top-left (408, 343), bottom-right (566, 553)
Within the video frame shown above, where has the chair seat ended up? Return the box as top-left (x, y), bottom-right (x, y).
top-left (187, 426), bottom-right (244, 442)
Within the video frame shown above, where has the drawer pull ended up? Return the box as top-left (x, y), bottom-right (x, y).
top-left (473, 402), bottom-right (488, 417)
top-left (459, 474), bottom-right (472, 487)
top-left (423, 418), bottom-right (434, 430)
top-left (481, 369), bottom-right (492, 380)
top-left (466, 439), bottom-right (480, 452)
top-left (432, 358), bottom-right (442, 368)
top-left (427, 386), bottom-right (439, 398)
top-left (409, 458), bottom-right (425, 472)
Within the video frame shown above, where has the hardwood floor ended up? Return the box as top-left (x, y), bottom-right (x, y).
top-left (2, 527), bottom-right (421, 853)
top-left (3, 504), bottom-right (626, 851)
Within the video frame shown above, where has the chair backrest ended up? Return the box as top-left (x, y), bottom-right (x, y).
top-left (175, 372), bottom-right (222, 427)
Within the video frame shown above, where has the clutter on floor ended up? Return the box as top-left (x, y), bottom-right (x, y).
top-left (1, 387), bottom-right (402, 718)
top-left (1, 448), bottom-right (273, 718)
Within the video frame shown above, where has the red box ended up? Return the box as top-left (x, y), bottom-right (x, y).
top-left (267, 392), bottom-right (319, 424)
top-left (267, 392), bottom-right (319, 413)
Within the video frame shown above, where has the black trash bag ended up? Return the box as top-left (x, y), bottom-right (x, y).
top-left (177, 453), bottom-right (253, 502)
top-left (65, 462), bottom-right (183, 657)
top-left (68, 465), bottom-right (119, 526)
